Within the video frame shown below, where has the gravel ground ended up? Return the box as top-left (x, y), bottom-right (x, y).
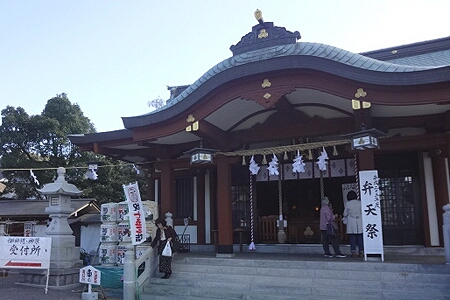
top-left (0, 270), bottom-right (122, 300)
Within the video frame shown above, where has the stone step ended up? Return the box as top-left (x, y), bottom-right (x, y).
top-left (140, 252), bottom-right (450, 300)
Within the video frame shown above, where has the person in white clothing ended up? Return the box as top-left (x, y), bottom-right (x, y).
top-left (343, 191), bottom-right (364, 257)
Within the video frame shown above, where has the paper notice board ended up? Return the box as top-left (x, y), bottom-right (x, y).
top-left (0, 236), bottom-right (52, 269)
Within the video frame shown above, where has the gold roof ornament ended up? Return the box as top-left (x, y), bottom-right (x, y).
top-left (354, 88), bottom-right (367, 99)
top-left (185, 114), bottom-right (199, 132)
top-left (261, 79), bottom-right (271, 88)
top-left (258, 29), bottom-right (268, 39)
top-left (254, 9), bottom-right (264, 24)
top-left (352, 88), bottom-right (371, 110)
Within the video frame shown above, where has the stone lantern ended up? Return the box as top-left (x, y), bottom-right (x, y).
top-left (38, 167), bottom-right (82, 269)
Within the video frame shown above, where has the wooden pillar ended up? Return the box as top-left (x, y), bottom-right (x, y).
top-left (431, 153), bottom-right (450, 246)
top-left (197, 170), bottom-right (206, 244)
top-left (357, 149), bottom-right (375, 171)
top-left (216, 155), bottom-right (233, 254)
top-left (158, 160), bottom-right (175, 217)
top-left (146, 167), bottom-right (155, 201)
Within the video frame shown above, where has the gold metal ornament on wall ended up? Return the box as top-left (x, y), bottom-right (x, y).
top-left (261, 79), bottom-right (271, 88)
top-left (258, 29), bottom-right (268, 39)
top-left (352, 88), bottom-right (371, 110)
top-left (185, 114), bottom-right (199, 132)
top-left (354, 88), bottom-right (367, 99)
top-left (263, 93), bottom-right (272, 99)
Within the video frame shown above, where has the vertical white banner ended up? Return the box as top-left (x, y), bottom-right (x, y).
top-left (359, 170), bottom-right (384, 261)
top-left (123, 182), bottom-right (147, 245)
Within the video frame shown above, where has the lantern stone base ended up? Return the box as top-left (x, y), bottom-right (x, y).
top-left (17, 268), bottom-right (83, 290)
top-left (47, 236), bottom-right (82, 269)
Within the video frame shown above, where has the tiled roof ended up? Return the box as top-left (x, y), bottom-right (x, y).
top-left (361, 36), bottom-right (450, 66)
top-left (383, 49), bottom-right (450, 67)
top-left (0, 199), bottom-right (96, 218)
top-left (122, 38), bottom-right (450, 129)
top-left (151, 42), bottom-right (438, 111)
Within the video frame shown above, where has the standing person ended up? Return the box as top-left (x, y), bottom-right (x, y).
top-left (151, 217), bottom-right (178, 279)
top-left (343, 191), bottom-right (364, 257)
top-left (320, 196), bottom-right (346, 258)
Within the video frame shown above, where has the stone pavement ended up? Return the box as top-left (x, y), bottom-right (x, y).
top-left (0, 271), bottom-right (122, 300)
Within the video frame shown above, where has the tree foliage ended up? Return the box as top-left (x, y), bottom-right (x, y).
top-left (0, 93), bottom-right (147, 203)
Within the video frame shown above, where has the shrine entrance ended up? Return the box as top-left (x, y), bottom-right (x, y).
top-left (255, 177), bottom-right (353, 244)
top-left (248, 152), bottom-right (424, 245)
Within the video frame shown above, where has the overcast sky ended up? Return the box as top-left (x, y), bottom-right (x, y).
top-left (1, 1), bottom-right (449, 132)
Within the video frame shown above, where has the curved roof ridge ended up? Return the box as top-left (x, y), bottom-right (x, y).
top-left (154, 42), bottom-right (436, 110)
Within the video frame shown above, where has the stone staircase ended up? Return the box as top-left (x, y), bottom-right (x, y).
top-left (139, 250), bottom-right (450, 300)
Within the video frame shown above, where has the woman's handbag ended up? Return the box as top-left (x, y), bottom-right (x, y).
top-left (326, 223), bottom-right (335, 236)
top-left (161, 241), bottom-right (172, 257)
top-left (171, 237), bottom-right (182, 253)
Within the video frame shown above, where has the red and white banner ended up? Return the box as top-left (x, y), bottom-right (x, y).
top-left (123, 182), bottom-right (147, 245)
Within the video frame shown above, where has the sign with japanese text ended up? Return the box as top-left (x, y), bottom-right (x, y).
top-left (359, 170), bottom-right (384, 260)
top-left (79, 265), bottom-right (101, 285)
top-left (341, 182), bottom-right (357, 207)
top-left (123, 182), bottom-right (147, 245)
top-left (24, 222), bottom-right (33, 237)
top-left (0, 237), bottom-right (52, 269)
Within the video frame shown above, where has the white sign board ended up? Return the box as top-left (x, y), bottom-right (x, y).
top-left (341, 182), bottom-right (358, 207)
top-left (79, 265), bottom-right (101, 285)
top-left (359, 170), bottom-right (384, 261)
top-left (123, 182), bottom-right (147, 245)
top-left (0, 236), bottom-right (52, 269)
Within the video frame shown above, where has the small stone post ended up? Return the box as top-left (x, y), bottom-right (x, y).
top-left (165, 211), bottom-right (173, 227)
top-left (443, 204), bottom-right (450, 264)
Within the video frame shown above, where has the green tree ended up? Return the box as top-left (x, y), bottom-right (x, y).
top-left (0, 93), bottom-right (147, 202)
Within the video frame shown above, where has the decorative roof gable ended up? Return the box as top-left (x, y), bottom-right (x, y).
top-left (230, 9), bottom-right (301, 56)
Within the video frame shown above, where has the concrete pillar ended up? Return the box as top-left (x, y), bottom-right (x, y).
top-left (123, 243), bottom-right (136, 300)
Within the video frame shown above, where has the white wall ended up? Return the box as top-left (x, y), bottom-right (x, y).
top-left (80, 224), bottom-right (101, 255)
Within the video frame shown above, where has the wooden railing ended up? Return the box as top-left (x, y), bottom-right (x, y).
top-left (258, 215), bottom-right (278, 243)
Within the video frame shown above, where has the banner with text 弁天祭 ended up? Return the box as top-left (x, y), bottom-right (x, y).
top-left (359, 170), bottom-right (384, 261)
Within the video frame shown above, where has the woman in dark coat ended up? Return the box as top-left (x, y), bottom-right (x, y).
top-left (150, 217), bottom-right (178, 278)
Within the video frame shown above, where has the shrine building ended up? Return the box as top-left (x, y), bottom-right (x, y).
top-left (70, 11), bottom-right (450, 255)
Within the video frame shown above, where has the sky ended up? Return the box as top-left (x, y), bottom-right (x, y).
top-left (1, 1), bottom-right (449, 132)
